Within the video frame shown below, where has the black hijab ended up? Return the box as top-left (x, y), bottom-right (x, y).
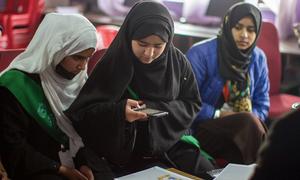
top-left (65, 1), bottom-right (200, 164)
top-left (218, 2), bottom-right (262, 90)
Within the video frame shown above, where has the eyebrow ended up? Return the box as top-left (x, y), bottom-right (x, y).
top-left (72, 54), bottom-right (89, 59)
top-left (236, 23), bottom-right (255, 29)
top-left (138, 40), bottom-right (165, 46)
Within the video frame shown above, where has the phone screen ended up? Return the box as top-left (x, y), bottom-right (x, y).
top-left (133, 106), bottom-right (168, 117)
top-left (140, 108), bottom-right (168, 117)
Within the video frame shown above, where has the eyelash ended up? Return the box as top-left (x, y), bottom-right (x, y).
top-left (72, 55), bottom-right (88, 61)
top-left (234, 26), bottom-right (255, 33)
top-left (138, 43), bottom-right (163, 48)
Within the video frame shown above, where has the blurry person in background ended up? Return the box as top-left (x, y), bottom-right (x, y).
top-left (96, 0), bottom-right (162, 17)
top-left (250, 108), bottom-right (300, 180)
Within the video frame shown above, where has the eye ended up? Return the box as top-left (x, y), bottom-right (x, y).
top-left (234, 25), bottom-right (242, 30)
top-left (71, 55), bottom-right (89, 61)
top-left (137, 42), bottom-right (148, 47)
top-left (247, 27), bottom-right (256, 33)
top-left (154, 45), bottom-right (164, 48)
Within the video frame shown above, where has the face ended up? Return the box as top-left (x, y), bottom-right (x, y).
top-left (59, 48), bottom-right (95, 75)
top-left (131, 35), bottom-right (167, 64)
top-left (231, 16), bottom-right (257, 50)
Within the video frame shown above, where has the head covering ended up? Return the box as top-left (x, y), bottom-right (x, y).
top-left (218, 2), bottom-right (261, 89)
top-left (73, 1), bottom-right (175, 103)
top-left (65, 1), bottom-right (200, 163)
top-left (1, 13), bottom-right (97, 158)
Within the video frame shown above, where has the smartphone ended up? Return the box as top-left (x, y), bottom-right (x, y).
top-left (133, 105), bottom-right (168, 117)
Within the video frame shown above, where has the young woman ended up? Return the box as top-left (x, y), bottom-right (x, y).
top-left (0, 13), bottom-right (112, 180)
top-left (186, 2), bottom-right (269, 165)
top-left (65, 1), bottom-right (214, 178)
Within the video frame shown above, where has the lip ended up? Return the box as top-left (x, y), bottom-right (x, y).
top-left (237, 41), bottom-right (249, 47)
top-left (141, 57), bottom-right (153, 63)
top-left (73, 70), bottom-right (81, 74)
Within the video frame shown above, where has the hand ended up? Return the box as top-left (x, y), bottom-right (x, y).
top-left (0, 172), bottom-right (8, 180)
top-left (0, 163), bottom-right (8, 180)
top-left (125, 99), bottom-right (147, 122)
top-left (58, 165), bottom-right (88, 180)
top-left (79, 165), bottom-right (94, 180)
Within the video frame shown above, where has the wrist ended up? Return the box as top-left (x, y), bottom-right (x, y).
top-left (52, 162), bottom-right (61, 175)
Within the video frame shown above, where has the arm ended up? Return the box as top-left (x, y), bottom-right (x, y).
top-left (65, 98), bottom-right (135, 165)
top-left (186, 44), bottom-right (219, 122)
top-left (251, 51), bottom-right (270, 122)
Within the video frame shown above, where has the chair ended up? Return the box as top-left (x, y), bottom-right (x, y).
top-left (0, 48), bottom-right (25, 72)
top-left (96, 25), bottom-right (119, 49)
top-left (90, 25), bottom-right (118, 74)
top-left (88, 49), bottom-right (107, 75)
top-left (257, 21), bottom-right (300, 119)
top-left (0, 0), bottom-right (45, 49)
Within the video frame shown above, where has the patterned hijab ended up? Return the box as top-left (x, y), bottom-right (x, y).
top-left (218, 2), bottom-right (261, 89)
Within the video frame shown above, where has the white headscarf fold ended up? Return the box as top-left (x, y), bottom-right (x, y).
top-left (1, 13), bottom-right (97, 160)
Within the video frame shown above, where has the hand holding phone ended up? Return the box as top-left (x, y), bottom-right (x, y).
top-left (133, 105), bottom-right (168, 118)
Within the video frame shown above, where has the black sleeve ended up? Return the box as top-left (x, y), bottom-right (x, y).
top-left (74, 147), bottom-right (113, 176)
top-left (144, 56), bottom-right (201, 154)
top-left (67, 99), bottom-right (131, 165)
top-left (0, 87), bottom-right (60, 178)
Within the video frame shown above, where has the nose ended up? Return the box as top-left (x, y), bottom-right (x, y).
top-left (241, 28), bottom-right (248, 39)
top-left (77, 60), bottom-right (88, 70)
top-left (144, 47), bottom-right (154, 58)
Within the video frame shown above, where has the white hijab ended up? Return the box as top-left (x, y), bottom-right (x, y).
top-left (1, 13), bottom-right (97, 159)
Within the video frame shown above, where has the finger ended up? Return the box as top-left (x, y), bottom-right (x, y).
top-left (135, 111), bottom-right (147, 119)
top-left (126, 111), bottom-right (147, 122)
top-left (80, 168), bottom-right (94, 180)
top-left (127, 99), bottom-right (143, 108)
top-left (74, 170), bottom-right (88, 180)
top-left (137, 100), bottom-right (144, 105)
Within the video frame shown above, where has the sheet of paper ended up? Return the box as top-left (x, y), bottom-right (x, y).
top-left (115, 166), bottom-right (193, 180)
top-left (214, 163), bottom-right (256, 180)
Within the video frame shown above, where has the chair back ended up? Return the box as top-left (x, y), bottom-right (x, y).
top-left (0, 48), bottom-right (25, 72)
top-left (257, 21), bottom-right (281, 95)
top-left (96, 25), bottom-right (119, 49)
top-left (0, 0), bottom-right (45, 49)
top-left (88, 49), bottom-right (107, 75)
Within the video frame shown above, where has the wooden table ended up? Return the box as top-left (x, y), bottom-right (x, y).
top-left (167, 168), bottom-right (204, 180)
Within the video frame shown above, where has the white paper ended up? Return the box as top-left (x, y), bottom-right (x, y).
top-left (115, 166), bottom-right (193, 180)
top-left (214, 163), bottom-right (256, 180)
